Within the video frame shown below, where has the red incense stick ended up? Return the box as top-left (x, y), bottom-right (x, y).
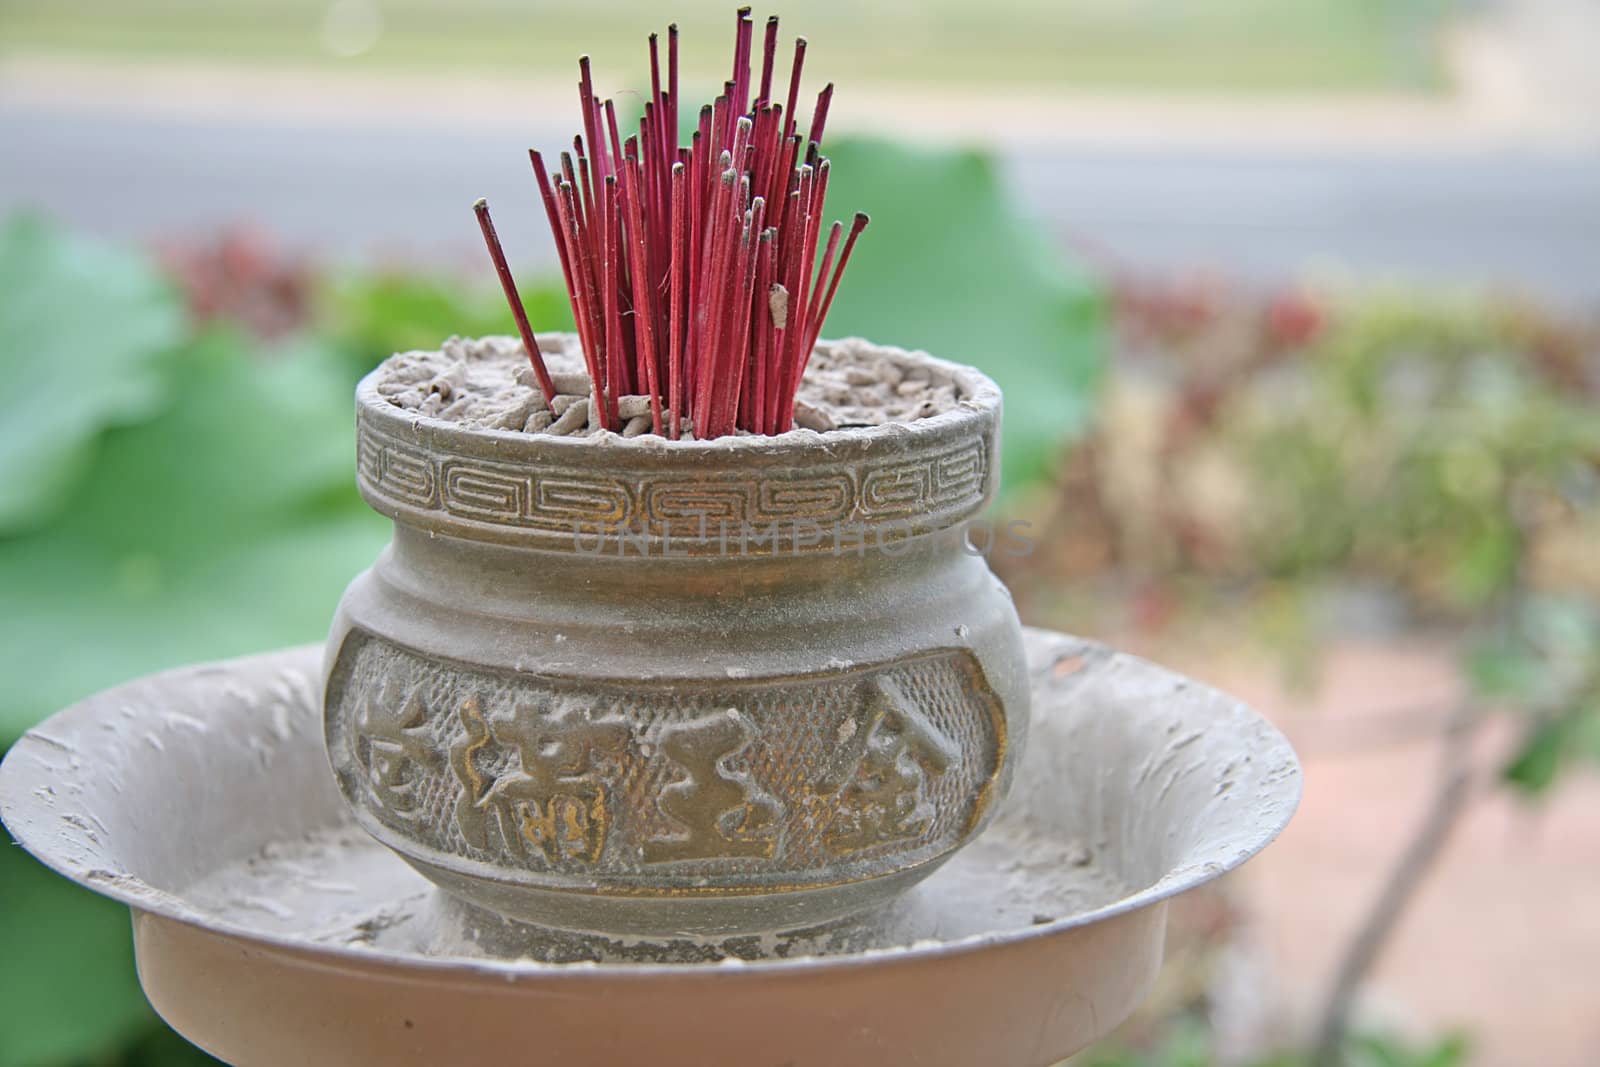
top-left (476, 11), bottom-right (867, 438)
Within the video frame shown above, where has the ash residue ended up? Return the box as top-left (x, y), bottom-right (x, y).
top-left (372, 335), bottom-right (966, 439)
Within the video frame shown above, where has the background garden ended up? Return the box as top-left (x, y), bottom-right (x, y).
top-left (2, 1), bottom-right (1597, 1064)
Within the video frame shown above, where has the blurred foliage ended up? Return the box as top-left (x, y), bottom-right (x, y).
top-left (1076, 1017), bottom-right (1469, 1067)
top-left (0, 844), bottom-right (150, 1066)
top-left (0, 141), bottom-right (1102, 1064)
top-left (320, 270), bottom-right (570, 379)
top-left (823, 139), bottom-right (1106, 491)
top-left (1236, 296), bottom-right (1600, 607)
top-left (1001, 277), bottom-right (1600, 803)
top-left (0, 216), bottom-right (185, 535)
top-left (0, 332), bottom-right (390, 741)
top-left (1472, 597), bottom-right (1600, 795)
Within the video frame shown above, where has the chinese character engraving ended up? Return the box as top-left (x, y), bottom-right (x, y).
top-left (332, 630), bottom-right (1004, 888)
top-left (820, 676), bottom-right (958, 854)
top-left (644, 709), bottom-right (782, 862)
top-left (450, 693), bottom-right (630, 866)
top-left (355, 683), bottom-right (441, 821)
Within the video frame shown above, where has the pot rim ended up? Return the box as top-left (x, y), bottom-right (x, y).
top-left (354, 335), bottom-right (1004, 555)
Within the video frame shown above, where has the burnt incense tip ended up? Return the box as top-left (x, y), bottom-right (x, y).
top-left (473, 197), bottom-right (489, 212)
top-left (855, 211), bottom-right (870, 224)
top-left (671, 160), bottom-right (685, 175)
top-left (796, 36), bottom-right (808, 49)
top-left (737, 6), bottom-right (752, 17)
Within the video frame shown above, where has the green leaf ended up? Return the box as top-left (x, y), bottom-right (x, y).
top-left (1446, 519), bottom-right (1516, 606)
top-left (0, 843), bottom-right (152, 1067)
top-left (1417, 1035), bottom-right (1471, 1067)
top-left (1350, 1031), bottom-right (1470, 1067)
top-left (815, 139), bottom-right (1108, 492)
top-left (120, 1019), bottom-right (223, 1065)
top-left (323, 270), bottom-right (573, 379)
top-left (0, 331), bottom-right (389, 742)
top-left (1502, 715), bottom-right (1571, 795)
top-left (1575, 701), bottom-right (1600, 766)
top-left (0, 214), bottom-right (186, 534)
top-left (1464, 642), bottom-right (1544, 700)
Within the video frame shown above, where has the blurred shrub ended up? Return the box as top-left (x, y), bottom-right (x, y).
top-left (0, 216), bottom-right (185, 535)
top-left (1018, 280), bottom-right (1599, 608)
top-left (0, 225), bottom-right (388, 1066)
top-left (821, 138), bottom-right (1106, 490)
top-left (320, 269), bottom-right (567, 379)
top-left (1077, 1019), bottom-right (1469, 1067)
top-left (1001, 276), bottom-right (1600, 796)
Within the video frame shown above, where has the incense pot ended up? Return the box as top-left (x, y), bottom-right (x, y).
top-left (323, 11), bottom-right (1021, 938)
top-left (324, 334), bottom-right (1028, 936)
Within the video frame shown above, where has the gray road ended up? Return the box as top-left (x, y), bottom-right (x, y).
top-left (5, 103), bottom-right (1599, 305)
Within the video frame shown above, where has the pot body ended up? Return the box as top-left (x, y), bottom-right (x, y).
top-left (324, 338), bottom-right (1029, 937)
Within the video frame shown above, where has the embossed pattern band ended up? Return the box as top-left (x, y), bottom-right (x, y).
top-left (327, 632), bottom-right (1007, 894)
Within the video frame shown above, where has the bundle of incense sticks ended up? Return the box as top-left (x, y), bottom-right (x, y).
top-left (474, 8), bottom-right (868, 439)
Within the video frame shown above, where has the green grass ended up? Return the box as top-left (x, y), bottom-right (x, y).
top-left (0, 0), bottom-right (1458, 94)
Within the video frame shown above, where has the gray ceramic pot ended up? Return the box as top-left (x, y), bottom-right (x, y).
top-left (324, 336), bottom-right (1029, 937)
